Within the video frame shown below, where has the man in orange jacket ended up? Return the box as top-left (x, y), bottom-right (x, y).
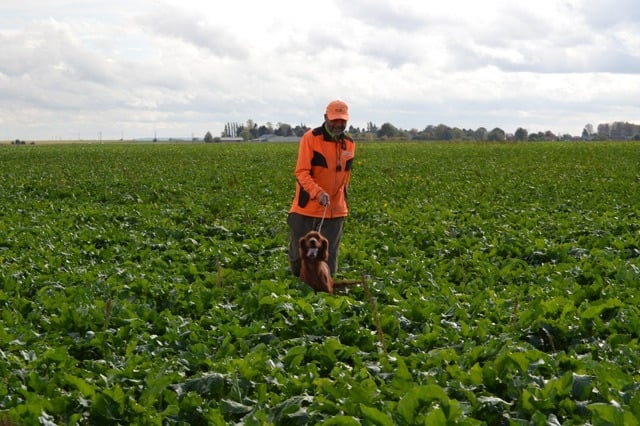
top-left (288, 99), bottom-right (355, 278)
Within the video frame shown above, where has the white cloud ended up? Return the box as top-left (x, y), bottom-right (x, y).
top-left (1, 0), bottom-right (639, 140)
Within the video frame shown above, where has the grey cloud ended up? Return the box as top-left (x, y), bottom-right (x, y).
top-left (441, 2), bottom-right (640, 75)
top-left (0, 20), bottom-right (115, 84)
top-left (0, 19), bottom-right (196, 118)
top-left (137, 5), bottom-right (249, 59)
top-left (304, 20), bottom-right (425, 68)
top-left (358, 38), bottom-right (420, 68)
top-left (578, 0), bottom-right (640, 27)
top-left (305, 27), bottom-right (348, 52)
top-left (473, 39), bottom-right (640, 74)
top-left (339, 0), bottom-right (433, 67)
top-left (340, 0), bottom-right (429, 32)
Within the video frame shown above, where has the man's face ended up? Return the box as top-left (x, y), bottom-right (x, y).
top-left (325, 117), bottom-right (347, 135)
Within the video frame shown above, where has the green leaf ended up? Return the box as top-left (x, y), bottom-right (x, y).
top-left (221, 399), bottom-right (253, 415)
top-left (268, 395), bottom-right (314, 424)
top-left (587, 402), bottom-right (633, 426)
top-left (93, 385), bottom-right (127, 420)
top-left (323, 415), bottom-right (361, 426)
top-left (175, 373), bottom-right (227, 397)
top-left (571, 374), bottom-right (593, 401)
top-left (423, 408), bottom-right (448, 426)
top-left (283, 345), bottom-right (307, 369)
top-left (469, 362), bottom-right (483, 385)
top-left (359, 404), bottom-right (394, 426)
top-left (64, 374), bottom-right (96, 398)
top-left (390, 357), bottom-right (415, 394)
top-left (582, 299), bottom-right (624, 319)
top-left (397, 384), bottom-right (450, 424)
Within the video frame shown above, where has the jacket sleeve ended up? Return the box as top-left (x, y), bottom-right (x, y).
top-left (294, 133), bottom-right (324, 200)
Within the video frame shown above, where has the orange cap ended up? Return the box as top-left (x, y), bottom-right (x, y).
top-left (325, 99), bottom-right (349, 121)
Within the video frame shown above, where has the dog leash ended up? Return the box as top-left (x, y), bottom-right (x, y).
top-left (316, 203), bottom-right (328, 234)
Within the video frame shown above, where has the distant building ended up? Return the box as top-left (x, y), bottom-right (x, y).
top-left (255, 134), bottom-right (299, 142)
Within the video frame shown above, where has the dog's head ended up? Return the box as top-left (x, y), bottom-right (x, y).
top-left (299, 230), bottom-right (329, 261)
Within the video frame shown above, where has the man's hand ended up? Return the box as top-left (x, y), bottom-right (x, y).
top-left (318, 192), bottom-right (330, 206)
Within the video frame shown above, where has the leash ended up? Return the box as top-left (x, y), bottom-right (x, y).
top-left (316, 203), bottom-right (328, 233)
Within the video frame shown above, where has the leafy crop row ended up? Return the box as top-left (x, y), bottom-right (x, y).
top-left (1, 141), bottom-right (639, 425)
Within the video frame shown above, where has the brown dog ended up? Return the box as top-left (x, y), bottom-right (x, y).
top-left (298, 230), bottom-right (360, 294)
top-left (299, 230), bottom-right (334, 293)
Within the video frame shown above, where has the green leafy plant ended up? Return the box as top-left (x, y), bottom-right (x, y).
top-left (0, 141), bottom-right (638, 424)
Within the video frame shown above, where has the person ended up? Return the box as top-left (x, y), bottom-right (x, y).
top-left (288, 99), bottom-right (355, 278)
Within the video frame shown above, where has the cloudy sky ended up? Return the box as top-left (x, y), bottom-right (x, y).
top-left (1, 0), bottom-right (639, 141)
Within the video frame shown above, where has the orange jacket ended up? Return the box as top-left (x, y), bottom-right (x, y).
top-left (289, 125), bottom-right (355, 218)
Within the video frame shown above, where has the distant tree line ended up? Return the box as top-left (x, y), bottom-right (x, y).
top-left (591, 122), bottom-right (640, 141)
top-left (217, 121), bottom-right (310, 140)
top-left (205, 120), bottom-right (640, 142)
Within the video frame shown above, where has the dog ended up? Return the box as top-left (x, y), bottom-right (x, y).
top-left (298, 230), bottom-right (360, 294)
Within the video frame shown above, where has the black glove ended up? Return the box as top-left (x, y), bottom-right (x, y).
top-left (318, 192), bottom-right (330, 206)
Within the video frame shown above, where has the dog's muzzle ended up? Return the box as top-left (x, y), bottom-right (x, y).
top-left (306, 236), bottom-right (320, 258)
top-left (306, 247), bottom-right (319, 258)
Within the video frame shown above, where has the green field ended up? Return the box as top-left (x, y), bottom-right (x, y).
top-left (1, 141), bottom-right (639, 425)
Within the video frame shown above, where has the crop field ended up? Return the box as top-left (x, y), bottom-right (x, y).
top-left (1, 141), bottom-right (639, 425)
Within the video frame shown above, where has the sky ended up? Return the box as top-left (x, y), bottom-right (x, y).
top-left (1, 0), bottom-right (639, 141)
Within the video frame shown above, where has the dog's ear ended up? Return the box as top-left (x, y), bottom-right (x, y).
top-left (299, 234), bottom-right (307, 249)
top-left (320, 236), bottom-right (329, 260)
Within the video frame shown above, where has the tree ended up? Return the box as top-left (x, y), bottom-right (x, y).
top-left (487, 127), bottom-right (506, 141)
top-left (581, 128), bottom-right (590, 140)
top-left (451, 127), bottom-right (466, 140)
top-left (434, 124), bottom-right (452, 140)
top-left (293, 124), bottom-right (309, 137)
top-left (610, 121), bottom-right (640, 139)
top-left (597, 123), bottom-right (609, 140)
top-left (378, 122), bottom-right (398, 138)
top-left (239, 126), bottom-right (252, 141)
top-left (223, 122), bottom-right (241, 138)
top-left (528, 131), bottom-right (543, 141)
top-left (243, 119), bottom-right (260, 139)
top-left (204, 131), bottom-right (213, 143)
top-left (474, 127), bottom-right (488, 141)
top-left (584, 123), bottom-right (594, 137)
top-left (275, 123), bottom-right (292, 137)
top-left (514, 127), bottom-right (528, 141)
top-left (257, 125), bottom-right (271, 137)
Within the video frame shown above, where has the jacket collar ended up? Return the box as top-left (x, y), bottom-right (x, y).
top-left (319, 123), bottom-right (343, 142)
top-left (313, 125), bottom-right (351, 148)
